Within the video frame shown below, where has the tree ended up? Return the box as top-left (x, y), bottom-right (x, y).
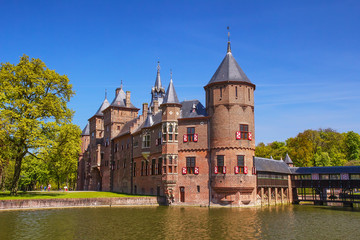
top-left (45, 123), bottom-right (81, 190)
top-left (0, 55), bottom-right (74, 195)
top-left (344, 131), bottom-right (360, 161)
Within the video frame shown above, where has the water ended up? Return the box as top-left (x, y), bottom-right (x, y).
top-left (0, 205), bottom-right (359, 240)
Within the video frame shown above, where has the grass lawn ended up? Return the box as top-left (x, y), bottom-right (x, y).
top-left (0, 191), bottom-right (151, 200)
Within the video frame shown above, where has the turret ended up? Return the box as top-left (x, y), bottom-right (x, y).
top-left (150, 61), bottom-right (166, 111)
top-left (205, 29), bottom-right (257, 206)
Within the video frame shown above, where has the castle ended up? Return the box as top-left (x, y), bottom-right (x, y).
top-left (77, 35), bottom-right (294, 206)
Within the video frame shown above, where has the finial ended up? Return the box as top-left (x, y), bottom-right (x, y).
top-left (157, 60), bottom-right (160, 71)
top-left (105, 89), bottom-right (107, 99)
top-left (170, 69), bottom-right (173, 80)
top-left (120, 80), bottom-right (123, 89)
top-left (227, 26), bottom-right (231, 53)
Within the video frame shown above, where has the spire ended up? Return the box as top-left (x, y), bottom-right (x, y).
top-left (206, 29), bottom-right (254, 87)
top-left (284, 153), bottom-right (293, 164)
top-left (120, 80), bottom-right (123, 89)
top-left (227, 26), bottom-right (231, 53)
top-left (162, 70), bottom-right (179, 104)
top-left (94, 97), bottom-right (110, 116)
top-left (154, 61), bottom-right (162, 90)
top-left (105, 89), bottom-right (107, 99)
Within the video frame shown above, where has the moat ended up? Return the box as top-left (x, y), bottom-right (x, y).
top-left (0, 205), bottom-right (359, 239)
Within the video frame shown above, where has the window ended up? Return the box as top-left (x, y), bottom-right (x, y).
top-left (197, 185), bottom-right (200, 193)
top-left (133, 162), bottom-right (136, 177)
top-left (220, 87), bottom-right (222, 98)
top-left (163, 124), bottom-right (167, 142)
top-left (115, 144), bottom-right (118, 153)
top-left (186, 157), bottom-right (196, 174)
top-left (134, 140), bottom-right (138, 148)
top-left (235, 86), bottom-right (238, 98)
top-left (187, 127), bottom-right (195, 142)
top-left (141, 161), bottom-right (145, 176)
top-left (217, 155), bottom-right (224, 173)
top-left (123, 159), bottom-right (126, 168)
top-left (240, 124), bottom-right (249, 139)
top-left (157, 131), bottom-right (162, 145)
top-left (248, 88), bottom-right (251, 101)
top-left (151, 159), bottom-right (156, 175)
top-left (145, 161), bottom-right (149, 176)
top-left (117, 160), bottom-right (120, 170)
top-left (158, 158), bottom-right (162, 175)
top-left (142, 132), bottom-right (150, 148)
top-left (320, 174), bottom-right (329, 180)
top-left (237, 155), bottom-right (245, 174)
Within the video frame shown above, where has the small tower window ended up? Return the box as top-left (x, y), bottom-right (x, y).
top-left (220, 87), bottom-right (222, 98)
top-left (248, 88), bottom-right (251, 101)
top-left (235, 86), bottom-right (238, 98)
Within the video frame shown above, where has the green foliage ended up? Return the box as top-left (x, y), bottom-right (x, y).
top-left (344, 131), bottom-right (360, 161)
top-left (256, 128), bottom-right (359, 167)
top-left (0, 55), bottom-right (77, 194)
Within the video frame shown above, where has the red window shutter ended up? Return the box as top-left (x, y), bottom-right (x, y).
top-left (194, 134), bottom-right (198, 142)
top-left (183, 134), bottom-right (188, 142)
top-left (234, 166), bottom-right (239, 174)
top-left (182, 167), bottom-right (187, 175)
top-left (244, 166), bottom-right (248, 174)
top-left (236, 131), bottom-right (241, 140)
top-left (223, 166), bottom-right (226, 174)
top-left (248, 132), bottom-right (252, 141)
top-left (214, 166), bottom-right (218, 174)
top-left (194, 167), bottom-right (199, 175)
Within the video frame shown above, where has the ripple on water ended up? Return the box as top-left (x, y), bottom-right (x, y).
top-left (0, 205), bottom-right (360, 240)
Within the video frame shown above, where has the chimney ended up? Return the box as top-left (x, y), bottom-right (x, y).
top-left (153, 100), bottom-right (159, 114)
top-left (142, 103), bottom-right (148, 119)
top-left (126, 91), bottom-right (131, 107)
top-left (115, 88), bottom-right (120, 96)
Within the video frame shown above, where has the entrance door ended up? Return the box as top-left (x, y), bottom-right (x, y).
top-left (180, 187), bottom-right (185, 202)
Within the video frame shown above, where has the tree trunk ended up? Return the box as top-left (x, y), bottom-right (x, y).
top-left (10, 153), bottom-right (25, 195)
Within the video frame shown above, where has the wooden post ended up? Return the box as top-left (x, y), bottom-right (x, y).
top-left (268, 187), bottom-right (271, 205)
top-left (281, 188), bottom-right (284, 204)
top-left (261, 187), bottom-right (264, 206)
top-left (275, 188), bottom-right (278, 204)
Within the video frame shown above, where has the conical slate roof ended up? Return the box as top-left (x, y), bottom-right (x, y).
top-left (143, 110), bottom-right (154, 128)
top-left (94, 98), bottom-right (110, 116)
top-left (81, 123), bottom-right (90, 136)
top-left (162, 79), bottom-right (179, 104)
top-left (284, 153), bottom-right (293, 164)
top-left (207, 42), bottom-right (253, 86)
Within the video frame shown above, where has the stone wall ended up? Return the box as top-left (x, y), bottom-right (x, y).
top-left (0, 197), bottom-right (165, 210)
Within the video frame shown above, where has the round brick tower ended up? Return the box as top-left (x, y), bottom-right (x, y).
top-left (204, 34), bottom-right (257, 206)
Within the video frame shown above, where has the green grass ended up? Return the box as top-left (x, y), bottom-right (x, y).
top-left (0, 191), bottom-right (151, 200)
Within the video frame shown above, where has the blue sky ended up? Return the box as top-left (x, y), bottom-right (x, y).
top-left (1, 0), bottom-right (359, 144)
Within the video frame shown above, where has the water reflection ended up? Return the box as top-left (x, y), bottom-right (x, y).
top-left (0, 205), bottom-right (359, 240)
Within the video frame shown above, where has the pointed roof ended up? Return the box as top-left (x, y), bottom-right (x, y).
top-left (94, 97), bottom-right (110, 116)
top-left (110, 84), bottom-right (136, 108)
top-left (143, 110), bottom-right (154, 128)
top-left (162, 78), bottom-right (179, 104)
top-left (81, 123), bottom-right (90, 136)
top-left (153, 62), bottom-right (164, 92)
top-left (284, 153), bottom-right (293, 164)
top-left (206, 35), bottom-right (254, 88)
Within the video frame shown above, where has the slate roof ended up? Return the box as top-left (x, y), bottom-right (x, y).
top-left (110, 87), bottom-right (137, 108)
top-left (284, 153), bottom-right (293, 164)
top-left (207, 43), bottom-right (253, 86)
top-left (162, 79), bottom-right (179, 104)
top-left (81, 123), bottom-right (90, 136)
top-left (94, 98), bottom-right (110, 117)
top-left (180, 100), bottom-right (207, 119)
top-left (143, 111), bottom-right (154, 128)
top-left (254, 157), bottom-right (292, 174)
top-left (290, 166), bottom-right (360, 174)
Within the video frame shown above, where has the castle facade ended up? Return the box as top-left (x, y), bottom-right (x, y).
top-left (77, 39), bottom-right (291, 206)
